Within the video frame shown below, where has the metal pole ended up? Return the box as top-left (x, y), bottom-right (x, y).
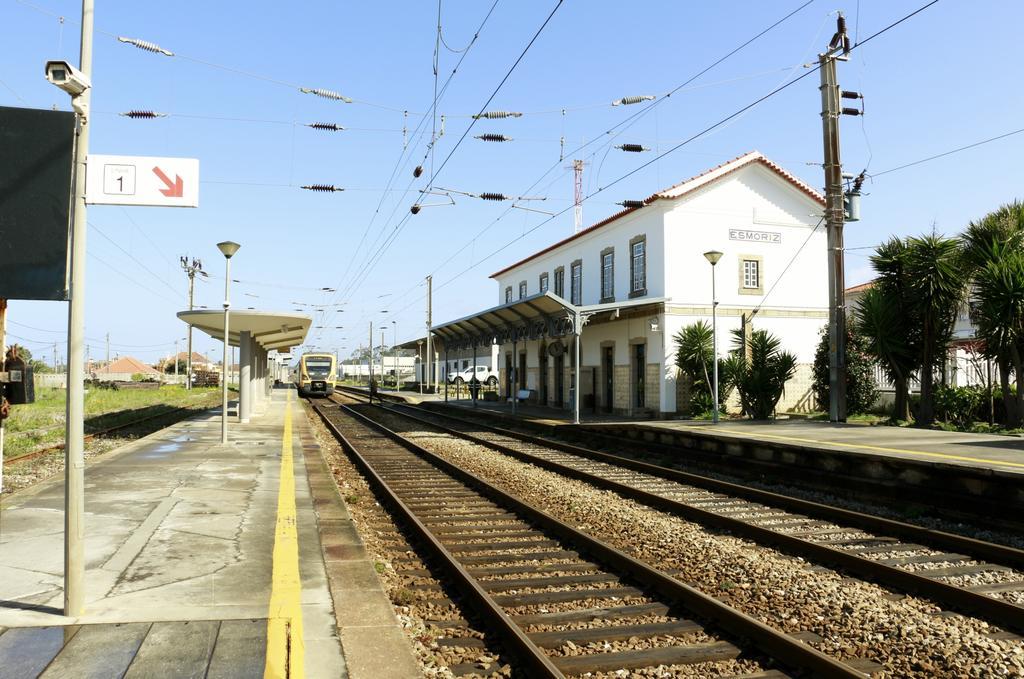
top-left (221, 256), bottom-right (231, 444)
top-left (444, 347), bottom-right (449, 402)
top-left (380, 327), bottom-right (386, 389)
top-left (174, 339), bottom-right (179, 381)
top-left (186, 273), bottom-right (194, 389)
top-left (711, 263), bottom-right (720, 424)
top-left (425, 275), bottom-right (433, 392)
top-left (820, 49), bottom-right (847, 422)
top-left (394, 322), bottom-right (400, 391)
top-left (62, 0), bottom-right (93, 618)
top-left (573, 313), bottom-right (581, 425)
top-left (368, 321), bottom-right (373, 387)
top-left (0, 298), bottom-right (7, 496)
top-left (472, 343), bottom-right (478, 408)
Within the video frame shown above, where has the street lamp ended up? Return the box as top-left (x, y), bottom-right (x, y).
top-left (218, 240), bottom-right (240, 444)
top-left (703, 250), bottom-right (723, 424)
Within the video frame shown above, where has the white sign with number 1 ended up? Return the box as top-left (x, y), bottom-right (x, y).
top-left (85, 154), bottom-right (199, 207)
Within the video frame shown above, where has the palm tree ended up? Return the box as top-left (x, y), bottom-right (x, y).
top-left (673, 321), bottom-right (715, 410)
top-left (856, 238), bottom-right (920, 421)
top-left (902, 234), bottom-right (965, 425)
top-left (963, 202), bottom-right (1024, 427)
top-left (721, 328), bottom-right (797, 419)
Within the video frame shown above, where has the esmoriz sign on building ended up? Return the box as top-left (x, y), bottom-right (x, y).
top-left (729, 228), bottom-right (781, 244)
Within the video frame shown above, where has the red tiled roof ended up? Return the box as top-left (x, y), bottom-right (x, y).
top-left (489, 151), bottom-right (825, 278)
top-left (95, 355), bottom-right (160, 375)
top-left (845, 280), bottom-right (875, 294)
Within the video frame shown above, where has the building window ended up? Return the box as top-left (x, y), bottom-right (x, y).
top-left (539, 272), bottom-right (549, 294)
top-left (554, 267), bottom-right (565, 297)
top-left (518, 280), bottom-right (527, 299)
top-left (505, 286), bottom-right (512, 303)
top-left (600, 248), bottom-right (614, 302)
top-left (570, 260), bottom-right (582, 305)
top-left (739, 256), bottom-right (763, 295)
top-left (630, 236), bottom-right (646, 296)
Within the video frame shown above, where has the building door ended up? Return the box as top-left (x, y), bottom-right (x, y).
top-left (539, 347), bottom-right (549, 405)
top-left (554, 353), bottom-right (564, 407)
top-left (633, 343), bottom-right (646, 409)
top-left (518, 353), bottom-right (527, 392)
top-left (603, 346), bottom-right (614, 412)
top-left (505, 353), bottom-right (513, 399)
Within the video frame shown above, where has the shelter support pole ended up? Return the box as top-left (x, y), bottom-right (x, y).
top-left (239, 331), bottom-right (251, 423)
top-left (512, 339), bottom-right (518, 416)
top-left (472, 343), bottom-right (478, 408)
top-left (574, 312), bottom-right (581, 425)
top-left (444, 348), bottom-right (448, 402)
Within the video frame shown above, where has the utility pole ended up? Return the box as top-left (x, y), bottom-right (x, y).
top-left (174, 339), bottom-right (179, 380)
top-left (62, 0), bottom-right (95, 619)
top-left (570, 159), bottom-right (586, 234)
top-left (819, 12), bottom-right (860, 423)
top-left (53, 342), bottom-right (58, 373)
top-left (368, 321), bottom-right (373, 386)
top-left (180, 257), bottom-right (203, 389)
top-left (380, 327), bottom-right (386, 388)
top-left (105, 332), bottom-right (110, 366)
top-left (1, 298), bottom-right (7, 496)
top-left (425, 275), bottom-right (433, 393)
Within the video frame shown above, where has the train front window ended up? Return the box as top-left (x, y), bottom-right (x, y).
top-left (305, 359), bottom-right (332, 377)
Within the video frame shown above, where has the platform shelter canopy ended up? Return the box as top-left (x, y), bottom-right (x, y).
top-left (431, 291), bottom-right (577, 351)
top-left (176, 310), bottom-right (311, 352)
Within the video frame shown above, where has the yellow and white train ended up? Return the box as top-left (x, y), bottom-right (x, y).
top-left (294, 352), bottom-right (337, 397)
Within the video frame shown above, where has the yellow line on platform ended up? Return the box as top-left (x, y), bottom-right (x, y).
top-left (673, 423), bottom-right (1024, 470)
top-left (265, 390), bottom-right (305, 679)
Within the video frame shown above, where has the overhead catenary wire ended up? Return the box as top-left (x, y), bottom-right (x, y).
top-left (397, 0), bottom-right (942, 315)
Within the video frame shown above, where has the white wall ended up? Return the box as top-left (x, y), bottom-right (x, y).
top-left (494, 206), bottom-right (666, 306)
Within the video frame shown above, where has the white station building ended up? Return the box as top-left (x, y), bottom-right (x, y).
top-left (431, 151), bottom-right (829, 417)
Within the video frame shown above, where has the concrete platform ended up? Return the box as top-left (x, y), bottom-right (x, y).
top-left (0, 388), bottom-right (353, 677)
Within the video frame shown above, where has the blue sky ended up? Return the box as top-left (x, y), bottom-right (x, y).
top-left (2, 0), bottom-right (1022, 366)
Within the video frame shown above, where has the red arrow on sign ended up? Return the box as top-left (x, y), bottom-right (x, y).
top-left (152, 166), bottom-right (184, 198)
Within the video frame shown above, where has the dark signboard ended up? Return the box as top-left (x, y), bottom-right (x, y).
top-left (0, 106), bottom-right (75, 300)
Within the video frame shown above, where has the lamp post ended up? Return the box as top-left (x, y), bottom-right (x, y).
top-left (217, 241), bottom-right (240, 443)
top-left (392, 320), bottom-right (399, 391)
top-left (703, 250), bottom-right (723, 424)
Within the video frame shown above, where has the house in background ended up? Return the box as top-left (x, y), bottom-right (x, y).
top-left (92, 356), bottom-right (161, 382)
top-left (433, 151), bottom-right (830, 417)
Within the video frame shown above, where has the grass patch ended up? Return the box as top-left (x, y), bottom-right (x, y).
top-left (2, 385), bottom-right (222, 461)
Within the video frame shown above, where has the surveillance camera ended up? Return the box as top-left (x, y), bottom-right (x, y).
top-left (44, 60), bottom-right (91, 96)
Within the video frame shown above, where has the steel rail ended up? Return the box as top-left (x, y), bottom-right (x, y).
top-left (319, 395), bottom-right (867, 678)
top-left (364, 396), bottom-right (1024, 634)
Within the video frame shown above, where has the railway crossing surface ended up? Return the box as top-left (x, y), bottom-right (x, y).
top-left (0, 387), bottom-right (417, 678)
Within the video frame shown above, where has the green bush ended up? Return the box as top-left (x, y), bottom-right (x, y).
top-left (721, 329), bottom-right (797, 419)
top-left (933, 385), bottom-right (984, 428)
top-left (811, 325), bottom-right (879, 415)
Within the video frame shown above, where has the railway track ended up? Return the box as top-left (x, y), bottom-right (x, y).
top-left (312, 394), bottom-right (873, 677)
top-left (333, 387), bottom-right (1024, 636)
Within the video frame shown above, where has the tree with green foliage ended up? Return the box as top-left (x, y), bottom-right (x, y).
top-left (672, 320), bottom-right (718, 414)
top-left (811, 324), bottom-right (878, 415)
top-left (720, 328), bottom-right (796, 419)
top-left (901, 234), bottom-right (966, 425)
top-left (855, 238), bottom-right (920, 421)
top-left (962, 201), bottom-right (1024, 427)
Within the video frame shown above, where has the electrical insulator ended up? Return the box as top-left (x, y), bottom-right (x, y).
top-left (301, 184), bottom-right (344, 192)
top-left (615, 144), bottom-right (649, 153)
top-left (841, 90), bottom-right (862, 100)
top-left (841, 107), bottom-right (862, 116)
top-left (475, 133), bottom-right (512, 142)
top-left (120, 110), bottom-right (167, 119)
top-left (479, 193), bottom-right (508, 201)
top-left (117, 36), bottom-right (174, 56)
top-left (410, 204), bottom-right (421, 214)
top-left (473, 111), bottom-right (523, 119)
top-left (618, 200), bottom-right (645, 209)
top-left (612, 95), bottom-right (655, 106)
top-left (299, 88), bottom-right (353, 103)
top-left (306, 122), bottom-right (345, 131)
top-left (413, 165), bottom-right (424, 178)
